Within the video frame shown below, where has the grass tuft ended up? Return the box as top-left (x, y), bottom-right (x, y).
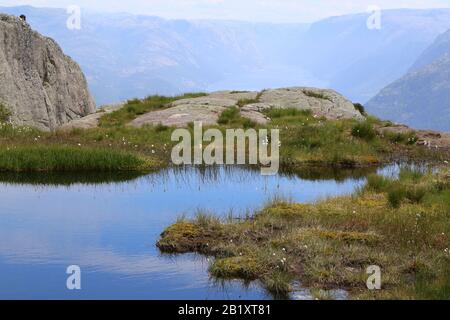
top-left (0, 146), bottom-right (145, 172)
top-left (352, 121), bottom-right (376, 141)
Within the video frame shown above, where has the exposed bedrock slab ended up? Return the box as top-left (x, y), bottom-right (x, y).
top-left (130, 104), bottom-right (227, 127)
top-left (259, 87), bottom-right (364, 120)
top-left (129, 87), bottom-right (364, 128)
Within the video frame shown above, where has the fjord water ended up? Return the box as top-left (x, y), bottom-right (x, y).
top-left (0, 166), bottom-right (390, 300)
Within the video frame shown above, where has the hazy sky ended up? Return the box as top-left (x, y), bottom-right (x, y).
top-left (1, 0), bottom-right (450, 22)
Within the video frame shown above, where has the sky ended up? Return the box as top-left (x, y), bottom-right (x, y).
top-left (0, 0), bottom-right (450, 23)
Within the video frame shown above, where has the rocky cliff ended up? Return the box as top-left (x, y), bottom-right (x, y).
top-left (0, 14), bottom-right (95, 131)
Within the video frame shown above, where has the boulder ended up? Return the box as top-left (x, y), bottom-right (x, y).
top-left (0, 14), bottom-right (95, 131)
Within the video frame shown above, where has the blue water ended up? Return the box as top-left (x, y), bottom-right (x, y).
top-left (0, 166), bottom-right (383, 300)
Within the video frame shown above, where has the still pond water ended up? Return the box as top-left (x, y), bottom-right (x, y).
top-left (0, 165), bottom-right (397, 300)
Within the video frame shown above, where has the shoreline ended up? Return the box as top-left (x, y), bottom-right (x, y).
top-left (157, 167), bottom-right (450, 299)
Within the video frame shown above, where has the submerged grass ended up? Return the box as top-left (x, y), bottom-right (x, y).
top-left (157, 168), bottom-right (450, 299)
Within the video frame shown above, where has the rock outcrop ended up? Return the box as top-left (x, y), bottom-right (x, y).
top-left (129, 88), bottom-right (364, 128)
top-left (0, 14), bottom-right (95, 131)
top-left (259, 87), bottom-right (364, 120)
top-left (375, 124), bottom-right (450, 150)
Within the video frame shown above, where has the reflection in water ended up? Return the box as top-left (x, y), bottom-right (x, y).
top-left (0, 165), bottom-right (395, 300)
top-left (0, 171), bottom-right (145, 186)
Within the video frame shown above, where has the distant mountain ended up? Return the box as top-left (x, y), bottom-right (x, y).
top-left (3, 6), bottom-right (450, 110)
top-left (300, 9), bottom-right (450, 103)
top-left (0, 6), bottom-right (312, 105)
top-left (367, 29), bottom-right (450, 131)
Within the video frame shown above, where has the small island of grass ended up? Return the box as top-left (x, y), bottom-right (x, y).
top-left (157, 167), bottom-right (450, 299)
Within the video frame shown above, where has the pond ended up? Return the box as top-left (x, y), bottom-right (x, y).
top-left (0, 165), bottom-right (397, 300)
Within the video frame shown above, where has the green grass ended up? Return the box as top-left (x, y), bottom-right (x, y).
top-left (237, 98), bottom-right (260, 108)
top-left (217, 107), bottom-right (257, 128)
top-left (262, 109), bottom-right (382, 167)
top-left (0, 145), bottom-right (147, 172)
top-left (385, 131), bottom-right (418, 145)
top-left (157, 168), bottom-right (450, 299)
top-left (352, 121), bottom-right (376, 141)
top-left (0, 103), bottom-right (11, 123)
top-left (303, 90), bottom-right (332, 101)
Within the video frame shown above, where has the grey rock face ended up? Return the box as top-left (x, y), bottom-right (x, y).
top-left (0, 14), bottom-right (95, 131)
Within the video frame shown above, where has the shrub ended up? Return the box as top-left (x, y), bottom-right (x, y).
top-left (0, 103), bottom-right (11, 123)
top-left (353, 103), bottom-right (367, 116)
top-left (154, 123), bottom-right (169, 132)
top-left (352, 121), bottom-right (376, 141)
top-left (242, 118), bottom-right (257, 129)
top-left (218, 107), bottom-right (240, 125)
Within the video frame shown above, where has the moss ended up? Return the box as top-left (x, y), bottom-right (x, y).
top-left (157, 222), bottom-right (207, 253)
top-left (209, 256), bottom-right (263, 280)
